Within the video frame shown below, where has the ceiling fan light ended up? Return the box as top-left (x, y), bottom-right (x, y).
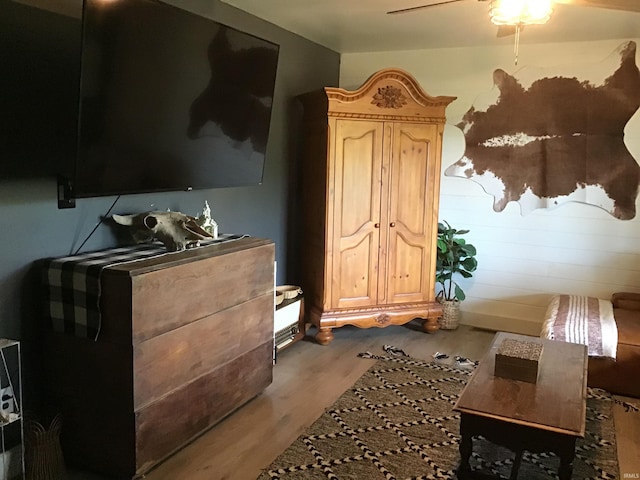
top-left (490, 0), bottom-right (553, 25)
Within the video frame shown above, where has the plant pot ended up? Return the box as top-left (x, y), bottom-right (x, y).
top-left (439, 299), bottom-right (460, 330)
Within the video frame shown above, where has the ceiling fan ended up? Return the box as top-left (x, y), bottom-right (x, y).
top-left (388, 0), bottom-right (640, 62)
top-left (387, 0), bottom-right (640, 17)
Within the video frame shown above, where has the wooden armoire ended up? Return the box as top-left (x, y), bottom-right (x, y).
top-left (297, 68), bottom-right (456, 345)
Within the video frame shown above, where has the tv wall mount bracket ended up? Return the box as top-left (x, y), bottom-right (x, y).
top-left (57, 175), bottom-right (76, 209)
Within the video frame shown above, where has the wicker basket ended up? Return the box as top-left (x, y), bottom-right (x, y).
top-left (276, 285), bottom-right (302, 300)
top-left (25, 415), bottom-right (65, 480)
top-left (275, 292), bottom-right (285, 306)
top-left (439, 299), bottom-right (460, 330)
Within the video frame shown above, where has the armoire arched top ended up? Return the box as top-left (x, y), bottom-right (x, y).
top-left (321, 68), bottom-right (457, 122)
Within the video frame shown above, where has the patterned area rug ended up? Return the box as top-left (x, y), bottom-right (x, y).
top-left (257, 352), bottom-right (621, 480)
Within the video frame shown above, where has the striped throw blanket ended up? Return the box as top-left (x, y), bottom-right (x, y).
top-left (541, 294), bottom-right (618, 359)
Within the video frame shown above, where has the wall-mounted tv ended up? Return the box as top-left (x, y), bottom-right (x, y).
top-left (74, 0), bottom-right (280, 198)
top-left (1, 1), bottom-right (80, 181)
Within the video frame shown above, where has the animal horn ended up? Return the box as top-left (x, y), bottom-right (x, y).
top-left (184, 217), bottom-right (214, 239)
top-left (112, 214), bottom-right (135, 226)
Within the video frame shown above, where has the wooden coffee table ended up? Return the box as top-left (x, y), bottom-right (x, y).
top-left (453, 332), bottom-right (588, 480)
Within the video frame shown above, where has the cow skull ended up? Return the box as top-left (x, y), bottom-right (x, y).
top-left (112, 211), bottom-right (213, 252)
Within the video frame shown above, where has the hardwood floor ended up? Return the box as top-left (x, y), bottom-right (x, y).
top-left (69, 323), bottom-right (640, 480)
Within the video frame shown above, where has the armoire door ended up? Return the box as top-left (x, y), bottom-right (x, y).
top-left (330, 119), bottom-right (385, 309)
top-left (384, 122), bottom-right (440, 304)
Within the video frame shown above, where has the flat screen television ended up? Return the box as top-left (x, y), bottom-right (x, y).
top-left (74, 0), bottom-right (280, 198)
top-left (1, 1), bottom-right (80, 181)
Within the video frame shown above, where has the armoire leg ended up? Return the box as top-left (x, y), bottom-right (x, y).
top-left (315, 327), bottom-right (334, 345)
top-left (422, 316), bottom-right (440, 333)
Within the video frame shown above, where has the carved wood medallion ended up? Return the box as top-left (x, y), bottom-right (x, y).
top-left (371, 86), bottom-right (407, 109)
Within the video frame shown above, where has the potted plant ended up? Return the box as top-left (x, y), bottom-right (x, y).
top-left (436, 220), bottom-right (478, 329)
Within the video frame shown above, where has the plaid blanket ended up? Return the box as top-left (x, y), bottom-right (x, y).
top-left (42, 234), bottom-right (246, 340)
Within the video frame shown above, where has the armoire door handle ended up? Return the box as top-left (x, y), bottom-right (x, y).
top-left (390, 222), bottom-right (395, 227)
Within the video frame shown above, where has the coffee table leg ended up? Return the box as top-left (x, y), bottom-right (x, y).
top-left (510, 450), bottom-right (523, 480)
top-left (558, 439), bottom-right (577, 480)
top-left (458, 415), bottom-right (472, 478)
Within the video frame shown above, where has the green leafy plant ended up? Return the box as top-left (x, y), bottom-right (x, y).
top-left (436, 220), bottom-right (478, 302)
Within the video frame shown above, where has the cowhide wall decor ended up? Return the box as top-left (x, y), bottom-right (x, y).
top-left (446, 40), bottom-right (640, 220)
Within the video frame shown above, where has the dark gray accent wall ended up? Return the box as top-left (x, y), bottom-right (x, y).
top-left (0, 0), bottom-right (340, 410)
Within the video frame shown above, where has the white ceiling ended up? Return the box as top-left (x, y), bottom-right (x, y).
top-left (218, 0), bottom-right (640, 53)
top-left (12, 0), bottom-right (640, 52)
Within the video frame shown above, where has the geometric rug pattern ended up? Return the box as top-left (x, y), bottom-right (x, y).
top-left (257, 353), bottom-right (620, 479)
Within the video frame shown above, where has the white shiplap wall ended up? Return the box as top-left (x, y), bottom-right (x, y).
top-left (340, 39), bottom-right (640, 334)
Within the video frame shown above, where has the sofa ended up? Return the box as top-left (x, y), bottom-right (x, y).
top-left (587, 292), bottom-right (640, 398)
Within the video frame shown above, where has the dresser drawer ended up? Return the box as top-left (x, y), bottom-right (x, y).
top-left (99, 242), bottom-right (274, 344)
top-left (134, 341), bottom-right (273, 473)
top-left (133, 293), bottom-right (274, 408)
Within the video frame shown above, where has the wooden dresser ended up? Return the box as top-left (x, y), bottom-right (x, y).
top-left (42, 237), bottom-right (274, 478)
top-left (297, 68), bottom-right (456, 344)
